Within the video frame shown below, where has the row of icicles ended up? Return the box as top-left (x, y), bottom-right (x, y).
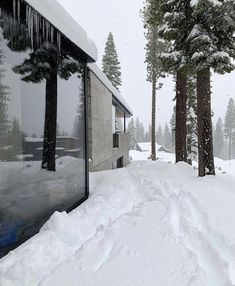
top-left (0, 0), bottom-right (61, 51)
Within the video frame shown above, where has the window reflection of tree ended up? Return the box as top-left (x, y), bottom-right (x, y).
top-left (72, 86), bottom-right (85, 158)
top-left (0, 8), bottom-right (84, 171)
top-left (14, 43), bottom-right (83, 171)
top-left (0, 45), bottom-right (10, 160)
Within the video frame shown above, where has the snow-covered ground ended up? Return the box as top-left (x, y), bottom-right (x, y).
top-left (1, 144), bottom-right (235, 285)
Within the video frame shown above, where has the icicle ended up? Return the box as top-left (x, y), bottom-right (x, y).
top-left (51, 26), bottom-right (54, 44)
top-left (13, 0), bottom-right (16, 20)
top-left (45, 21), bottom-right (48, 41)
top-left (17, 0), bottom-right (20, 21)
top-left (30, 9), bottom-right (34, 48)
top-left (57, 31), bottom-right (61, 52)
top-left (26, 5), bottom-right (28, 28)
top-left (37, 13), bottom-right (40, 46)
top-left (23, 4), bottom-right (62, 50)
top-left (42, 18), bottom-right (45, 40)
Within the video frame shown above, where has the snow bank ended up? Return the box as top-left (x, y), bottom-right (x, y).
top-left (1, 147), bottom-right (235, 285)
top-left (0, 167), bottom-right (143, 286)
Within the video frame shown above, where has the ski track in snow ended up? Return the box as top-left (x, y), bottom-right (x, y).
top-left (158, 180), bottom-right (235, 286)
top-left (127, 165), bottom-right (235, 286)
top-left (76, 168), bottom-right (235, 286)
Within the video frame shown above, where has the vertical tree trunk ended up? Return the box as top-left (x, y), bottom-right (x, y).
top-left (175, 71), bottom-right (187, 163)
top-left (41, 71), bottom-right (58, 171)
top-left (197, 68), bottom-right (215, 176)
top-left (151, 72), bottom-right (156, 161)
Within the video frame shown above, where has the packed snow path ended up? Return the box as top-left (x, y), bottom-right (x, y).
top-left (1, 154), bottom-right (235, 285)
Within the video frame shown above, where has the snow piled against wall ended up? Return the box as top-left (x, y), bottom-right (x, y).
top-left (2, 146), bottom-right (235, 285)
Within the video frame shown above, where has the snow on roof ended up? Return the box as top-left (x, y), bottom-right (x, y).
top-left (88, 63), bottom-right (133, 116)
top-left (25, 0), bottom-right (98, 62)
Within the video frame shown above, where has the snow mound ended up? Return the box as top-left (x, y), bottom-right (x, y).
top-left (1, 150), bottom-right (235, 285)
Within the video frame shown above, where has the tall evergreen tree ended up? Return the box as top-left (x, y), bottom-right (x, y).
top-left (224, 98), bottom-right (235, 160)
top-left (188, 0), bottom-right (235, 175)
top-left (163, 123), bottom-right (171, 149)
top-left (102, 32), bottom-right (122, 90)
top-left (144, 124), bottom-right (151, 142)
top-left (142, 0), bottom-right (166, 160)
top-left (0, 47), bottom-right (9, 155)
top-left (8, 118), bottom-right (23, 160)
top-left (127, 118), bottom-right (136, 150)
top-left (214, 118), bottom-right (224, 159)
top-left (159, 0), bottom-right (235, 176)
top-left (158, 0), bottom-right (194, 164)
top-left (156, 125), bottom-right (163, 145)
top-left (72, 88), bottom-right (85, 155)
top-left (14, 43), bottom-right (83, 171)
top-left (139, 122), bottom-right (145, 143)
top-left (135, 117), bottom-right (145, 143)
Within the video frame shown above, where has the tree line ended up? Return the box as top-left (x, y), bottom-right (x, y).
top-left (142, 0), bottom-right (235, 177)
top-left (127, 117), bottom-right (173, 151)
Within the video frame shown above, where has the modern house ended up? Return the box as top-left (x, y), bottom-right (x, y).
top-left (88, 63), bottom-right (132, 171)
top-left (0, 0), bottom-right (132, 256)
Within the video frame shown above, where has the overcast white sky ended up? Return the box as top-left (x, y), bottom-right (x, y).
top-left (58, 0), bottom-right (235, 129)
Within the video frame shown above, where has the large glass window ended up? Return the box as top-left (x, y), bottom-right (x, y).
top-left (0, 1), bottom-right (88, 256)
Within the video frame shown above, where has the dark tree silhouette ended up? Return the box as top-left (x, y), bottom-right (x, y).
top-left (13, 43), bottom-right (83, 171)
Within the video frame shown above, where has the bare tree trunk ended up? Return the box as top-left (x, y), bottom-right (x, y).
top-left (41, 71), bottom-right (58, 171)
top-left (175, 71), bottom-right (187, 163)
top-left (151, 72), bottom-right (156, 161)
top-left (197, 68), bottom-right (215, 176)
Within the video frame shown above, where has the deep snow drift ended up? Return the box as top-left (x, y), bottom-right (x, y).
top-left (1, 145), bottom-right (235, 285)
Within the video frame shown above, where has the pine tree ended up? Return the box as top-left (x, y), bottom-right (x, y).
top-left (188, 0), bottom-right (235, 176)
top-left (224, 98), bottom-right (235, 160)
top-left (163, 123), bottom-right (171, 149)
top-left (102, 32), bottom-right (122, 90)
top-left (144, 124), bottom-right (151, 142)
top-left (158, 0), bottom-right (194, 164)
top-left (142, 0), bottom-right (166, 160)
top-left (187, 76), bottom-right (197, 165)
top-left (156, 125), bottom-right (163, 145)
top-left (8, 118), bottom-right (23, 160)
top-left (72, 89), bottom-right (85, 155)
top-left (159, 0), bottom-right (235, 176)
top-left (0, 47), bottom-right (9, 155)
top-left (214, 118), bottom-right (224, 159)
top-left (127, 118), bottom-right (136, 150)
top-left (139, 122), bottom-right (145, 143)
top-left (135, 118), bottom-right (145, 143)
top-left (14, 43), bottom-right (83, 171)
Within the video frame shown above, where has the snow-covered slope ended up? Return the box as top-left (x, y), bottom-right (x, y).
top-left (1, 148), bottom-right (235, 285)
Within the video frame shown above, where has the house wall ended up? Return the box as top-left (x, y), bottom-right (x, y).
top-left (89, 71), bottom-right (130, 172)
